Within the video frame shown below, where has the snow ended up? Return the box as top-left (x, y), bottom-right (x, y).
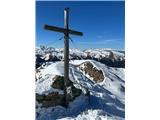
top-left (36, 95), bottom-right (89, 120)
top-left (70, 60), bottom-right (87, 65)
top-left (58, 109), bottom-right (124, 120)
top-left (70, 60), bottom-right (125, 99)
top-left (40, 62), bottom-right (64, 77)
top-left (36, 62), bottom-right (65, 95)
top-left (36, 74), bottom-right (64, 95)
top-left (36, 47), bottom-right (125, 64)
top-left (36, 58), bottom-right (125, 120)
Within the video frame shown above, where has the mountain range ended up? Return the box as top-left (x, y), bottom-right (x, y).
top-left (36, 46), bottom-right (125, 120)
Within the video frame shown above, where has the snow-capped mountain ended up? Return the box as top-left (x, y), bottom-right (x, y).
top-left (36, 46), bottom-right (125, 69)
top-left (35, 47), bottom-right (125, 120)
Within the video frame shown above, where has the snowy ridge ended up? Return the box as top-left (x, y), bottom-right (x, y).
top-left (36, 60), bottom-right (125, 120)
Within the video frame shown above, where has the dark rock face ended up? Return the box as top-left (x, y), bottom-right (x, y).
top-left (36, 91), bottom-right (71, 108)
top-left (51, 76), bottom-right (65, 90)
top-left (120, 84), bottom-right (125, 93)
top-left (51, 76), bottom-right (82, 100)
top-left (94, 58), bottom-right (125, 68)
top-left (36, 92), bottom-right (65, 107)
top-left (36, 54), bottom-right (60, 69)
top-left (79, 62), bottom-right (104, 83)
top-left (36, 55), bottom-right (45, 68)
top-left (36, 76), bottom-right (82, 108)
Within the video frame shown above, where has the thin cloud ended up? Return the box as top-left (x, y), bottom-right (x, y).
top-left (96, 35), bottom-right (103, 39)
top-left (78, 39), bottom-right (122, 45)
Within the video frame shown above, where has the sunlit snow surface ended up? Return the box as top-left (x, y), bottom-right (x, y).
top-left (36, 60), bottom-right (125, 120)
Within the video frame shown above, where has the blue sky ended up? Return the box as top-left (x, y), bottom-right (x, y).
top-left (36, 1), bottom-right (125, 50)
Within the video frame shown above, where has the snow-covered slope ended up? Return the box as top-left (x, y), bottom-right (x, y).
top-left (36, 59), bottom-right (125, 120)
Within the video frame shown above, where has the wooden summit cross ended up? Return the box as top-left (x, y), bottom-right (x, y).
top-left (44, 8), bottom-right (83, 107)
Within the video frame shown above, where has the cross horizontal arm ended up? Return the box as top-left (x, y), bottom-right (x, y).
top-left (44, 25), bottom-right (65, 34)
top-left (44, 24), bottom-right (83, 36)
top-left (69, 29), bottom-right (83, 36)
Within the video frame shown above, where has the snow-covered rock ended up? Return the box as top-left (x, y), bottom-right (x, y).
top-left (36, 59), bottom-right (125, 120)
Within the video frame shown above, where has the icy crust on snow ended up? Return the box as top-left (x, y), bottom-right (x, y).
top-left (36, 60), bottom-right (125, 120)
top-left (58, 109), bottom-right (124, 120)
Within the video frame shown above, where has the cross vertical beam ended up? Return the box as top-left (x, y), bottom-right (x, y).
top-left (64, 8), bottom-right (69, 106)
top-left (44, 8), bottom-right (83, 107)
